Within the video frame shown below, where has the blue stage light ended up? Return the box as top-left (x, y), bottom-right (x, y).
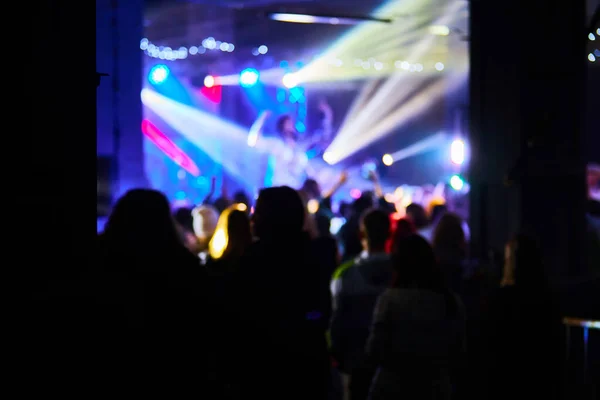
top-left (149, 64), bottom-right (170, 85)
top-left (239, 68), bottom-right (259, 87)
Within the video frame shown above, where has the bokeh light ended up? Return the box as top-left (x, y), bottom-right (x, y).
top-left (450, 174), bottom-right (464, 190)
top-left (382, 154), bottom-right (394, 166)
top-left (204, 75), bottom-right (215, 88)
top-left (240, 68), bottom-right (260, 87)
top-left (148, 64), bottom-right (170, 85)
top-left (450, 139), bottom-right (465, 165)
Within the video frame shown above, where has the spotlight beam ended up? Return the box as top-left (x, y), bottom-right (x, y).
top-left (336, 78), bottom-right (384, 134)
top-left (142, 90), bottom-right (388, 196)
top-left (326, 20), bottom-right (445, 151)
top-left (269, 12), bottom-right (393, 25)
top-left (326, 62), bottom-right (432, 154)
top-left (333, 23), bottom-right (442, 129)
top-left (327, 72), bottom-right (467, 161)
top-left (142, 89), bottom-right (267, 192)
top-left (344, 73), bottom-right (431, 136)
top-left (322, 2), bottom-right (466, 163)
top-left (334, 76), bottom-right (428, 147)
top-left (334, 16), bottom-right (432, 58)
top-left (369, 73), bottom-right (466, 143)
top-left (294, 1), bottom-right (464, 84)
top-left (141, 119), bottom-right (201, 176)
top-left (387, 132), bottom-right (447, 163)
top-left (308, 1), bottom-right (421, 57)
top-left (143, 89), bottom-right (366, 191)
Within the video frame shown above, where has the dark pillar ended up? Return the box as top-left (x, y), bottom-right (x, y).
top-left (584, 66), bottom-right (600, 163)
top-left (97, 0), bottom-right (146, 200)
top-left (469, 0), bottom-right (588, 280)
top-left (28, 0), bottom-right (96, 282)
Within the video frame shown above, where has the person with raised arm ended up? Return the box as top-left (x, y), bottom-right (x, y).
top-left (249, 99), bottom-right (335, 188)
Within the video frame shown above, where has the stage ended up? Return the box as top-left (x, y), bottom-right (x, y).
top-left (137, 0), bottom-right (470, 215)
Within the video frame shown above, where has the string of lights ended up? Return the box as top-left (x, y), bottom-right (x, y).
top-left (141, 20), bottom-right (595, 66)
top-left (142, 42), bottom-right (447, 75)
top-left (140, 41), bottom-right (448, 72)
top-left (140, 37), bottom-right (270, 60)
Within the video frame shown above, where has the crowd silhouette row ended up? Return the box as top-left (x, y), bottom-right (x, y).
top-left (57, 172), bottom-right (597, 399)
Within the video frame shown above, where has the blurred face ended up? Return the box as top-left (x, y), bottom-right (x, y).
top-left (283, 117), bottom-right (295, 133)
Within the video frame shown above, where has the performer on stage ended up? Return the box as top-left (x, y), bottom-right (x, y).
top-left (251, 100), bottom-right (334, 188)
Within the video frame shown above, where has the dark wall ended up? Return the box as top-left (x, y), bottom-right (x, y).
top-left (585, 66), bottom-right (600, 164)
top-left (469, 0), bottom-right (588, 280)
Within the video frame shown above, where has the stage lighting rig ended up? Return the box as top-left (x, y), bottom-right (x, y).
top-left (268, 12), bottom-right (392, 26)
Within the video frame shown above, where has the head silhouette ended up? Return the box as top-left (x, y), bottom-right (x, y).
top-left (276, 115), bottom-right (295, 135)
top-left (103, 189), bottom-right (181, 251)
top-left (339, 201), bottom-right (351, 219)
top-left (352, 191), bottom-right (374, 216)
top-left (213, 197), bottom-right (230, 214)
top-left (406, 203), bottom-right (428, 229)
top-left (433, 213), bottom-right (467, 264)
top-left (226, 208), bottom-right (252, 251)
top-left (252, 186), bottom-right (305, 240)
top-left (360, 208), bottom-right (391, 252)
top-left (390, 218), bottom-right (416, 253)
top-left (233, 190), bottom-right (251, 209)
top-left (301, 178), bottom-right (321, 200)
top-left (392, 234), bottom-right (445, 291)
top-left (429, 203), bottom-right (448, 225)
top-left (173, 207), bottom-right (194, 233)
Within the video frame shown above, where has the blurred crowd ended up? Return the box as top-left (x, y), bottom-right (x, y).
top-left (80, 167), bottom-right (600, 399)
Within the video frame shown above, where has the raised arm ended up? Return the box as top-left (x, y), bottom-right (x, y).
top-left (247, 110), bottom-right (272, 147)
top-left (202, 176), bottom-right (217, 205)
top-left (368, 170), bottom-right (384, 199)
top-left (322, 171), bottom-right (348, 200)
